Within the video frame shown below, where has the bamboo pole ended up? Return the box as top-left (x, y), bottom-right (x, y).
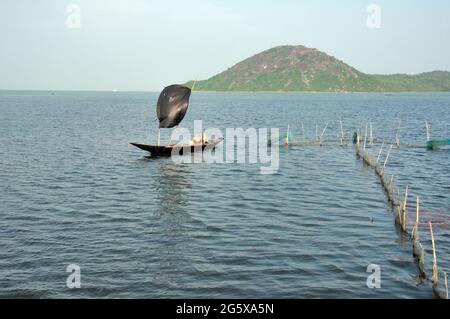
top-left (157, 128), bottom-right (161, 146)
top-left (395, 121), bottom-right (401, 149)
top-left (191, 79), bottom-right (197, 91)
top-left (381, 145), bottom-right (392, 175)
top-left (320, 122), bottom-right (329, 143)
top-left (403, 208), bottom-right (407, 232)
top-left (413, 196), bottom-right (420, 240)
top-left (356, 132), bottom-right (361, 158)
top-left (376, 142), bottom-right (384, 164)
top-left (403, 186), bottom-right (408, 212)
top-left (426, 121), bottom-right (431, 141)
top-left (316, 124), bottom-right (319, 142)
top-left (383, 146), bottom-right (392, 169)
top-left (340, 119), bottom-right (344, 146)
top-left (445, 272), bottom-right (448, 299)
top-left (415, 196), bottom-right (419, 225)
top-left (364, 151), bottom-right (372, 166)
top-left (363, 125), bottom-right (368, 151)
top-left (402, 186), bottom-right (408, 231)
top-left (285, 125), bottom-right (290, 145)
top-left (429, 221), bottom-right (438, 287)
top-left (167, 125), bottom-right (179, 146)
top-left (370, 122), bottom-right (373, 145)
top-left (396, 205), bottom-right (401, 225)
top-left (388, 175), bottom-right (394, 200)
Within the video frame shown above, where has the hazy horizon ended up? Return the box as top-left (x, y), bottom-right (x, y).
top-left (1, 0), bottom-right (450, 91)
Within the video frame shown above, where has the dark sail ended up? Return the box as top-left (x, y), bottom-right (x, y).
top-left (156, 85), bottom-right (191, 128)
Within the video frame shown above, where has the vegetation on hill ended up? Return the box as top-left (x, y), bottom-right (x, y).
top-left (186, 45), bottom-right (450, 92)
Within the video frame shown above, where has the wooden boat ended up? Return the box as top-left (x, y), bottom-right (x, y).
top-left (130, 138), bottom-right (223, 156)
top-left (131, 84), bottom-right (222, 157)
top-left (426, 139), bottom-right (450, 150)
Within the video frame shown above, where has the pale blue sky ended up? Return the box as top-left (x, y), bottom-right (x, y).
top-left (1, 0), bottom-right (450, 91)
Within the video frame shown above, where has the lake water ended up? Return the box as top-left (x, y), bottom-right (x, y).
top-left (0, 91), bottom-right (449, 298)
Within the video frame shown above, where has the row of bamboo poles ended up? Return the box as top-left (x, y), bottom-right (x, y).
top-left (283, 119), bottom-right (351, 146)
top-left (355, 127), bottom-right (448, 299)
top-left (286, 119), bottom-right (426, 149)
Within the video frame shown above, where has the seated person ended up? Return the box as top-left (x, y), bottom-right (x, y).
top-left (190, 132), bottom-right (209, 145)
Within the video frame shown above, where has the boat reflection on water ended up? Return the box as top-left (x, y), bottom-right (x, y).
top-left (153, 159), bottom-right (192, 217)
top-left (146, 159), bottom-right (194, 286)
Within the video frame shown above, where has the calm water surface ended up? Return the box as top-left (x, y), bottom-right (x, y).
top-left (0, 91), bottom-right (449, 298)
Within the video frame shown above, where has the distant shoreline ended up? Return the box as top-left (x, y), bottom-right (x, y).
top-left (1, 89), bottom-right (450, 94)
top-left (187, 90), bottom-right (450, 94)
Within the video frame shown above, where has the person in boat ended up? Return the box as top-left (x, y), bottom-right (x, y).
top-left (202, 132), bottom-right (209, 144)
top-left (190, 132), bottom-right (209, 145)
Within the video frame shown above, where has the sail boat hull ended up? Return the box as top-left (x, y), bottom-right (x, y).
top-left (130, 138), bottom-right (223, 156)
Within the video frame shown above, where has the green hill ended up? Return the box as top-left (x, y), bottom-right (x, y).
top-left (186, 45), bottom-right (450, 92)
